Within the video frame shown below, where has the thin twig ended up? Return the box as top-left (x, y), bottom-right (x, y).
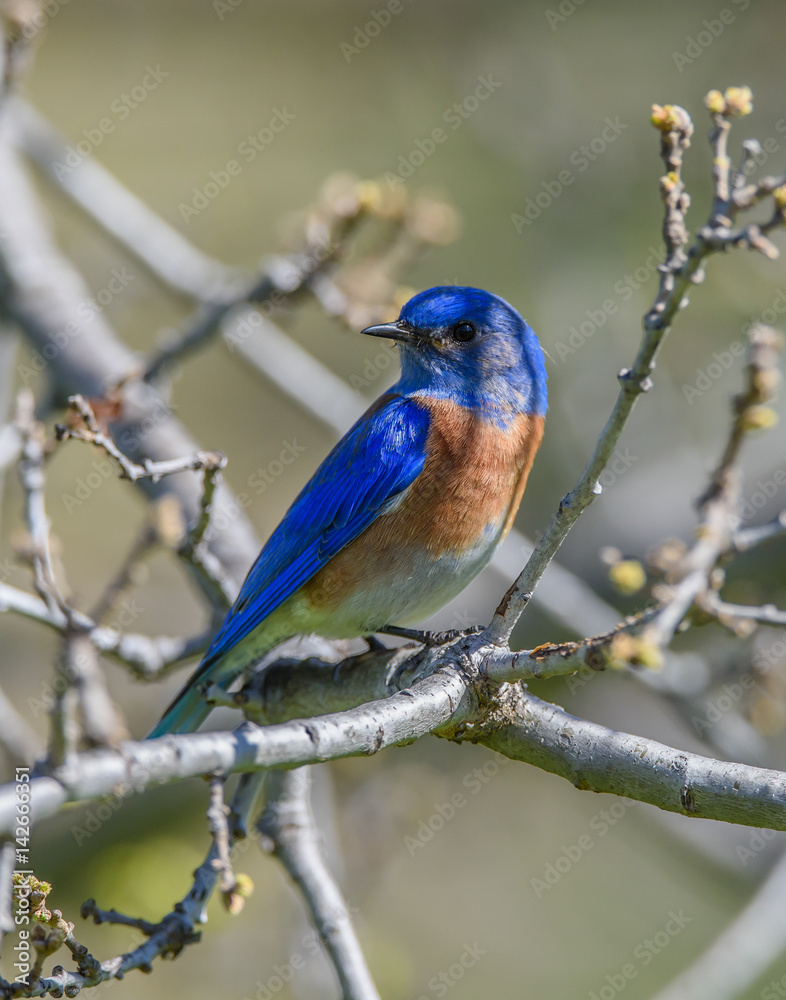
top-left (734, 511), bottom-right (786, 552)
top-left (703, 595), bottom-right (786, 628)
top-left (258, 768), bottom-right (380, 1000)
top-left (0, 580), bottom-right (209, 679)
top-left (59, 634), bottom-right (129, 750)
top-left (641, 323), bottom-right (782, 649)
top-left (14, 391), bottom-right (69, 619)
top-left (179, 458), bottom-right (226, 562)
top-left (56, 394), bottom-right (226, 486)
top-left (206, 776), bottom-right (241, 910)
top-left (90, 524), bottom-right (157, 625)
top-left (56, 395), bottom-right (235, 608)
top-left (483, 97), bottom-right (785, 647)
top-left (2, 773), bottom-right (261, 997)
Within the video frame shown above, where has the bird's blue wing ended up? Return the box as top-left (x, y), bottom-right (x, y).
top-left (203, 393), bottom-right (430, 666)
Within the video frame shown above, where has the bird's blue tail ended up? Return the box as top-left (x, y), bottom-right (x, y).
top-left (147, 686), bottom-right (215, 738)
top-left (146, 631), bottom-right (278, 738)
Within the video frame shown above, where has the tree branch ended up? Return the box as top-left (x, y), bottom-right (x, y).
top-left (12, 101), bottom-right (246, 302)
top-left (484, 94), bottom-right (784, 647)
top-left (258, 769), bottom-right (380, 1000)
top-left (3, 656), bottom-right (786, 845)
top-left (0, 581), bottom-right (208, 679)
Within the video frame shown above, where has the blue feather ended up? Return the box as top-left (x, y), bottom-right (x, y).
top-left (147, 394), bottom-right (430, 737)
top-left (149, 285), bottom-right (548, 738)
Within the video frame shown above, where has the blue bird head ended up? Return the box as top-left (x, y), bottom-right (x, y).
top-left (361, 286), bottom-right (547, 422)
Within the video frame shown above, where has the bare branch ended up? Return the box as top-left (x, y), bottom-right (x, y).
top-left (59, 635), bottom-right (129, 750)
top-left (734, 510), bottom-right (786, 552)
top-left (0, 133), bottom-right (261, 601)
top-left (0, 580), bottom-right (208, 679)
top-left (703, 595), bottom-right (786, 629)
top-left (14, 391), bottom-right (67, 618)
top-left (258, 769), bottom-right (380, 1000)
top-left (0, 668), bottom-right (469, 835)
top-left (12, 102), bottom-right (246, 302)
top-left (4, 654), bottom-right (786, 844)
top-left (484, 99), bottom-right (785, 647)
top-left (3, 775), bottom-right (259, 997)
top-left (476, 685), bottom-right (786, 829)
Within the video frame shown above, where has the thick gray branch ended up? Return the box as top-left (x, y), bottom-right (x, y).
top-left (3, 658), bottom-right (786, 840)
top-left (0, 668), bottom-right (468, 835)
top-left (479, 685), bottom-right (786, 829)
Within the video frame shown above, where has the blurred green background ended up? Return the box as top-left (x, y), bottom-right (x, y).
top-left (1, 0), bottom-right (786, 997)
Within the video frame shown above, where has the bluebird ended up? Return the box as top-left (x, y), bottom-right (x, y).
top-left (148, 286), bottom-right (547, 737)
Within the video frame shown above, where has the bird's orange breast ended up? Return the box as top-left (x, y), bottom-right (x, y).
top-left (301, 398), bottom-right (544, 611)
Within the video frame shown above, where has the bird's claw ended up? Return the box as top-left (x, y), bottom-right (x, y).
top-left (424, 625), bottom-right (485, 646)
top-left (378, 624), bottom-right (484, 647)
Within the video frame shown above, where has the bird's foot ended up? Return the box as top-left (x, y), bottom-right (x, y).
top-left (379, 624), bottom-right (484, 647)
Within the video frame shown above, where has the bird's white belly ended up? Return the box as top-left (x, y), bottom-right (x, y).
top-left (303, 528), bottom-right (502, 636)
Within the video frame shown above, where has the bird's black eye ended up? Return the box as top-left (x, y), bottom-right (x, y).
top-left (451, 322), bottom-right (476, 343)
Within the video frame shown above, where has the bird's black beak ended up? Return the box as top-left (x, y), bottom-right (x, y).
top-left (360, 320), bottom-right (417, 345)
